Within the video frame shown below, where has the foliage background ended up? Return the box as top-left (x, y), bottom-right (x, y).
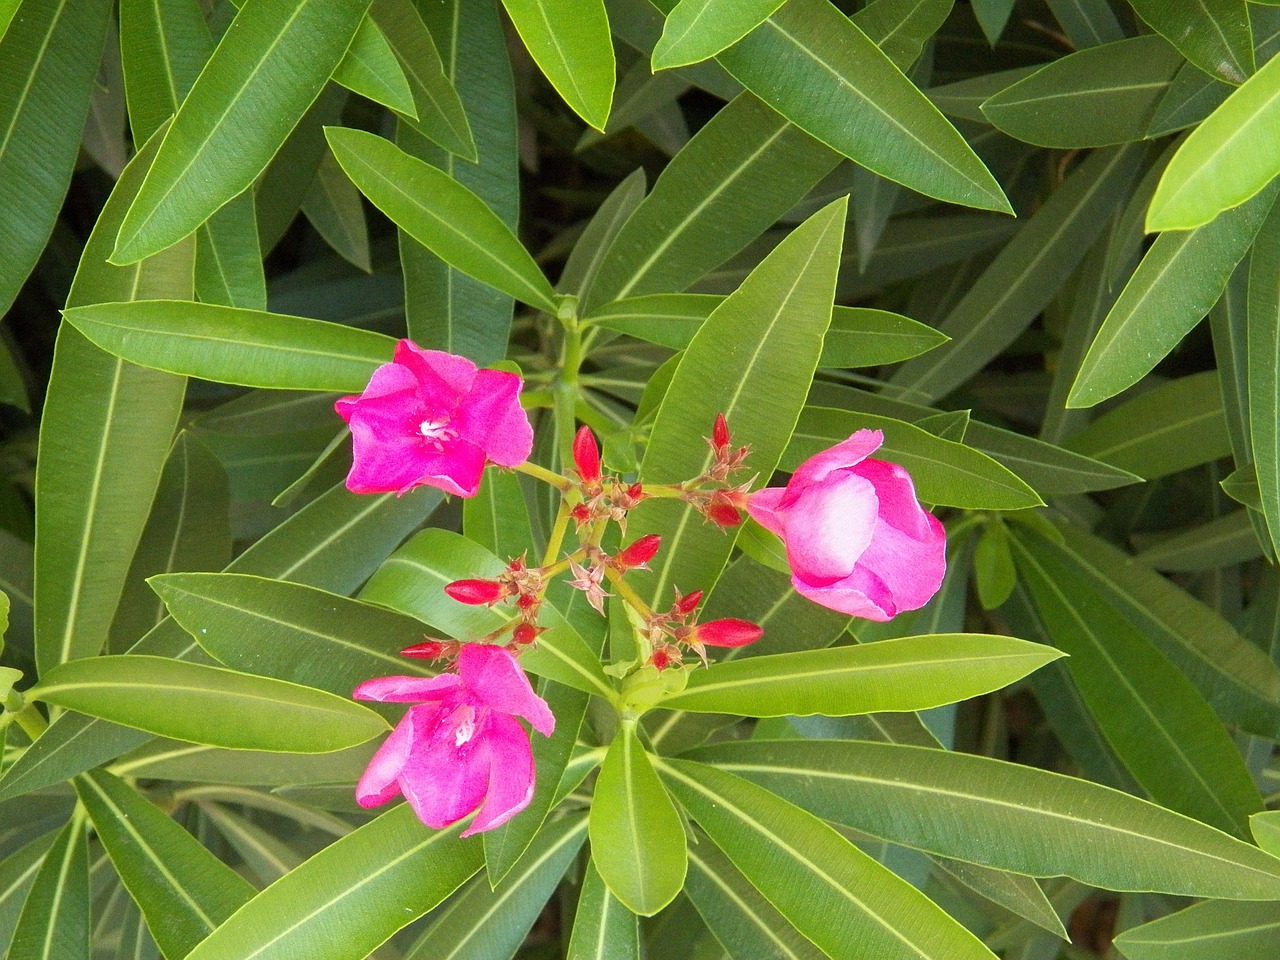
top-left (3, 0), bottom-right (1280, 958)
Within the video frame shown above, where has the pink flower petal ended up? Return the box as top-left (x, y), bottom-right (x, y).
top-left (461, 714), bottom-right (535, 836)
top-left (355, 704), bottom-right (433, 808)
top-left (396, 709), bottom-right (491, 830)
top-left (452, 369), bottom-right (534, 468)
top-left (394, 340), bottom-right (475, 399)
top-left (335, 362), bottom-right (418, 422)
top-left (789, 429), bottom-right (883, 491)
top-left (457, 644), bottom-right (555, 736)
top-left (353, 674), bottom-right (460, 703)
top-left (792, 570), bottom-right (895, 621)
top-left (852, 512), bottom-right (947, 613)
top-left (776, 472), bottom-right (878, 583)
top-left (744, 486), bottom-right (789, 538)
top-left (853, 459), bottom-right (937, 540)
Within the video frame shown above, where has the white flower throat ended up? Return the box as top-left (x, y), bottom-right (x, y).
top-left (419, 416), bottom-right (458, 451)
top-left (453, 705), bottom-right (477, 747)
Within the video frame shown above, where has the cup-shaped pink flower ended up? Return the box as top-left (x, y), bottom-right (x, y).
top-left (745, 429), bottom-right (945, 621)
top-left (353, 643), bottom-right (555, 836)
top-left (335, 339), bottom-right (534, 498)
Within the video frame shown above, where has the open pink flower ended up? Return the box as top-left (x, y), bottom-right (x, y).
top-left (353, 643), bottom-right (555, 836)
top-left (746, 429), bottom-right (945, 621)
top-left (336, 340), bottom-right (533, 498)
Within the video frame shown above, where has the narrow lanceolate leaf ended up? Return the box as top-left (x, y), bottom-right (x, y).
top-left (31, 655), bottom-right (389, 753)
top-left (652, 0), bottom-right (787, 69)
top-left (196, 194), bottom-right (267, 310)
top-left (658, 634), bottom-right (1063, 717)
top-left (7, 816), bottom-right (89, 960)
top-left (0, 833), bottom-right (58, 958)
top-left (327, 127), bottom-right (556, 311)
top-left (1010, 526), bottom-right (1263, 838)
top-left (1148, 52), bottom-right (1280, 230)
top-left (1129, 0), bottom-right (1253, 86)
top-left (687, 739), bottom-right (1280, 900)
top-left (74, 770), bottom-right (253, 960)
top-left (1114, 899), bottom-right (1280, 960)
top-left (890, 143), bottom-right (1146, 404)
top-left (112, 0), bottom-right (372, 263)
top-left (631, 198), bottom-right (845, 606)
top-left (1248, 198), bottom-right (1280, 557)
top-left (35, 128), bottom-right (192, 677)
top-left (500, 0), bottom-right (614, 130)
top-left (0, 0), bottom-right (113, 316)
top-left (980, 36), bottom-right (1183, 148)
top-left (660, 759), bottom-right (999, 960)
top-left (590, 728), bottom-right (686, 916)
top-left (184, 808), bottom-right (481, 960)
top-left (331, 12), bottom-right (416, 116)
top-left (697, 0), bottom-right (1008, 213)
top-left (61, 300), bottom-right (396, 393)
top-left (1069, 178), bottom-right (1280, 408)
top-left (566, 862), bottom-right (641, 960)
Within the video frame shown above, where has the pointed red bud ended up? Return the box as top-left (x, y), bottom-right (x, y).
top-left (689, 618), bottom-right (763, 648)
top-left (713, 413), bottom-right (730, 450)
top-left (401, 640), bottom-right (452, 659)
top-left (512, 622), bottom-right (544, 645)
top-left (444, 578), bottom-right (507, 605)
top-left (614, 534), bottom-right (662, 571)
top-left (651, 645), bottom-right (678, 670)
top-left (673, 588), bottom-right (703, 616)
top-left (704, 493), bottom-right (742, 527)
top-left (573, 425), bottom-right (601, 485)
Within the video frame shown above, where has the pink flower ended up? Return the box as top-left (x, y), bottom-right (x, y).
top-left (335, 340), bottom-right (533, 498)
top-left (352, 643), bottom-right (555, 836)
top-left (746, 429), bottom-right (945, 621)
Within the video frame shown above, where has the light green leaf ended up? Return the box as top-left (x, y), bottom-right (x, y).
top-left (652, 0), bottom-right (787, 70)
top-left (980, 36), bottom-right (1183, 148)
top-left (660, 758), bottom-right (999, 960)
top-left (1253, 811), bottom-right (1280, 856)
top-left (327, 126), bottom-right (556, 311)
top-left (688, 739), bottom-right (1280, 899)
top-left (113, 0), bottom-right (372, 263)
top-left (1070, 180), bottom-right (1279, 407)
top-left (196, 195), bottom-right (267, 310)
top-left (658, 633), bottom-right (1063, 716)
top-left (1114, 899), bottom-right (1280, 960)
top-left (851, 0), bottom-right (953, 72)
top-left (565, 861), bottom-right (641, 960)
top-left (61, 300), bottom-right (396, 393)
top-left (1147, 61), bottom-right (1233, 137)
top-left (184, 807), bottom-right (481, 960)
top-left (590, 728), bottom-right (686, 915)
top-left (629, 198), bottom-right (846, 606)
top-left (331, 12), bottom-right (416, 116)
top-left (0, 0), bottom-right (113, 316)
top-left (7, 815), bottom-right (88, 960)
top-left (74, 770), bottom-right (253, 959)
top-left (31, 655), bottom-right (389, 753)
top-left (934, 860), bottom-right (1066, 940)
top-left (500, 0), bottom-right (614, 130)
top-left (1129, 0), bottom-right (1253, 86)
top-left (1247, 198), bottom-right (1280, 556)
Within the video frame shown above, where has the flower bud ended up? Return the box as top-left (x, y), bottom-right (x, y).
top-left (573, 425), bottom-right (601, 486)
top-left (512, 622), bottom-right (544, 645)
top-left (444, 579), bottom-right (507, 605)
top-left (650, 645), bottom-right (680, 671)
top-left (704, 491), bottom-right (742, 527)
top-left (688, 618), bottom-right (763, 647)
top-left (613, 534), bottom-right (662, 572)
top-left (672, 588), bottom-right (703, 617)
top-left (713, 413), bottom-right (730, 450)
top-left (400, 640), bottom-right (454, 659)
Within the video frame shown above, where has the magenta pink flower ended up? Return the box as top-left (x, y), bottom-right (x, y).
top-left (335, 340), bottom-right (534, 498)
top-left (353, 643), bottom-right (555, 836)
top-left (746, 429), bottom-right (946, 621)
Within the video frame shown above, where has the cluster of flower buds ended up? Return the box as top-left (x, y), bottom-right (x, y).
top-left (568, 427), bottom-right (646, 534)
top-left (644, 586), bottom-right (763, 670)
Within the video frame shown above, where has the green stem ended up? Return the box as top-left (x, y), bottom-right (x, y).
top-left (513, 460), bottom-right (573, 492)
top-left (11, 704), bottom-right (47, 741)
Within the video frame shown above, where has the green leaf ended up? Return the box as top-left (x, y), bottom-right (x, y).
top-left (1009, 525), bottom-right (1263, 837)
top-left (974, 520), bottom-right (1017, 610)
top-left (7, 815), bottom-right (89, 960)
top-left (1252, 810), bottom-right (1280, 855)
top-left (73, 770), bottom-right (254, 959)
top-left (0, 0), bottom-right (113, 316)
top-left (1134, 510), bottom-right (1263, 571)
top-left (652, 0), bottom-right (787, 69)
top-left (327, 126), bottom-right (555, 311)
top-left (1045, 0), bottom-right (1124, 47)
top-left (31, 655), bottom-right (389, 753)
top-left (1065, 371), bottom-right (1232, 479)
top-left (933, 860), bottom-right (1067, 940)
top-left (370, 0), bottom-right (475, 159)
top-left (1247, 198), bottom-right (1280, 557)
top-left (706, 0), bottom-right (1009, 213)
top-left (785, 407), bottom-right (1044, 510)
top-left (112, 0), bottom-right (372, 263)
top-left (0, 832), bottom-right (58, 958)
top-left (660, 758), bottom-right (999, 960)
top-left (184, 807), bottom-right (481, 960)
top-left (150, 573), bottom-right (436, 696)
top-left (558, 167), bottom-right (646, 302)
top-left (301, 149), bottom-right (371, 273)
top-left (851, 0), bottom-right (953, 71)
top-left (584, 92), bottom-right (840, 311)
top-left (687, 739), bottom-right (1280, 899)
top-left (1129, 0), bottom-right (1253, 86)
top-left (630, 198), bottom-right (846, 606)
top-left (658, 633), bottom-right (1063, 717)
top-left (404, 815), bottom-right (587, 959)
top-left (565, 861), bottom-right (642, 960)
top-left (1114, 899), bottom-right (1280, 960)
top-left (1069, 180), bottom-right (1279, 407)
top-left (1147, 61), bottom-right (1233, 138)
top-left (195, 195), bottom-right (267, 310)
top-left (118, 0), bottom-right (213, 144)
top-left (589, 727), bottom-right (686, 916)
top-left (500, 0), bottom-right (614, 130)
top-left (61, 300), bottom-right (396, 393)
top-left (331, 12), bottom-right (415, 117)
top-left (889, 143), bottom-right (1146, 404)
top-left (980, 36), bottom-right (1184, 148)
top-left (463, 468), bottom-right (535, 561)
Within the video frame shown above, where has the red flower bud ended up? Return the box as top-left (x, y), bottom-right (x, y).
top-left (651, 646), bottom-right (677, 670)
top-left (512, 622), bottom-right (544, 645)
top-left (444, 579), bottom-right (506, 605)
top-left (613, 534), bottom-right (662, 571)
top-left (672, 589), bottom-right (703, 616)
top-left (713, 413), bottom-right (730, 450)
top-left (689, 618), bottom-right (763, 647)
top-left (401, 640), bottom-right (451, 659)
top-left (704, 492), bottom-right (742, 527)
top-left (573, 425), bottom-right (601, 486)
